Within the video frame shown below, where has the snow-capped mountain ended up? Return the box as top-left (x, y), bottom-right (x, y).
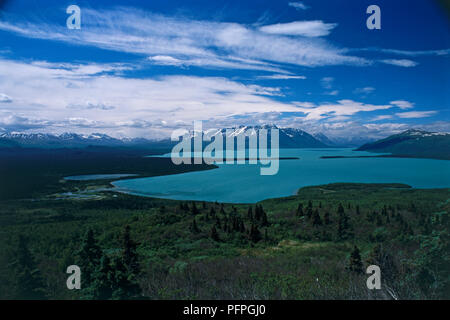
top-left (0, 132), bottom-right (130, 148)
top-left (180, 125), bottom-right (328, 148)
top-left (0, 125), bottom-right (329, 149)
top-left (356, 129), bottom-right (450, 159)
top-left (312, 132), bottom-right (338, 146)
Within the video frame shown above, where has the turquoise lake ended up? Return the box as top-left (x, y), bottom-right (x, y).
top-left (112, 148), bottom-right (450, 203)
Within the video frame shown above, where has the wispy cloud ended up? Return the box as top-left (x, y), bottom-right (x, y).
top-left (0, 7), bottom-right (368, 70)
top-left (396, 111), bottom-right (438, 118)
top-left (353, 47), bottom-right (450, 57)
top-left (354, 87), bottom-right (375, 95)
top-left (259, 21), bottom-right (337, 37)
top-left (380, 59), bottom-right (419, 67)
top-left (390, 100), bottom-right (414, 110)
top-left (293, 100), bottom-right (393, 120)
top-left (371, 115), bottom-right (393, 121)
top-left (256, 74), bottom-right (306, 80)
top-left (288, 2), bottom-right (310, 10)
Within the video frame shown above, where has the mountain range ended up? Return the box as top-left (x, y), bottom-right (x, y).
top-left (1, 128), bottom-right (449, 160)
top-left (356, 129), bottom-right (450, 159)
top-left (0, 126), bottom-right (328, 149)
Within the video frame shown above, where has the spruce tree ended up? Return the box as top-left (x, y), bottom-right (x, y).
top-left (312, 209), bottom-right (322, 226)
top-left (191, 202), bottom-right (199, 215)
top-left (191, 218), bottom-right (200, 234)
top-left (78, 229), bottom-right (102, 286)
top-left (249, 224), bottom-right (262, 243)
top-left (260, 210), bottom-right (269, 227)
top-left (324, 211), bottom-right (331, 225)
top-left (110, 255), bottom-right (140, 300)
top-left (349, 245), bottom-right (363, 273)
top-left (247, 206), bottom-right (253, 220)
top-left (210, 207), bottom-right (216, 218)
top-left (11, 235), bottom-right (45, 299)
top-left (122, 225), bottom-right (140, 276)
top-left (210, 225), bottom-right (220, 241)
top-left (89, 253), bottom-right (114, 300)
top-left (296, 203), bottom-right (304, 217)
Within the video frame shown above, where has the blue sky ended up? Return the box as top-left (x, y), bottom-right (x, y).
top-left (0, 0), bottom-right (448, 140)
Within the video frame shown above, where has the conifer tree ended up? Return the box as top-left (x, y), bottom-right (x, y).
top-left (89, 253), bottom-right (114, 300)
top-left (349, 245), bottom-right (363, 273)
top-left (260, 210), bottom-right (269, 227)
top-left (191, 218), bottom-right (200, 233)
top-left (239, 220), bottom-right (246, 233)
top-left (78, 229), bottom-right (102, 286)
top-left (210, 207), bottom-right (216, 218)
top-left (11, 235), bottom-right (45, 299)
top-left (249, 224), bottom-right (262, 243)
top-left (306, 207), bottom-right (313, 219)
top-left (324, 211), bottom-right (331, 225)
top-left (210, 225), bottom-right (220, 242)
top-left (122, 225), bottom-right (140, 276)
top-left (296, 203), bottom-right (304, 217)
top-left (110, 255), bottom-right (140, 300)
top-left (191, 202), bottom-right (199, 215)
top-left (337, 203), bottom-right (345, 215)
top-left (255, 205), bottom-right (261, 221)
top-left (337, 210), bottom-right (350, 240)
top-left (312, 209), bottom-right (322, 226)
top-left (215, 216), bottom-right (222, 229)
top-left (247, 206), bottom-right (253, 220)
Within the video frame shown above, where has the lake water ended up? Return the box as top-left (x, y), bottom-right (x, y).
top-left (112, 148), bottom-right (450, 203)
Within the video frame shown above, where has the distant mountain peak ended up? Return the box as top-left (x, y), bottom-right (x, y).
top-left (0, 126), bottom-right (329, 149)
top-left (356, 128), bottom-right (450, 160)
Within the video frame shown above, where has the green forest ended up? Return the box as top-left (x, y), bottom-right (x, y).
top-left (0, 180), bottom-right (448, 299)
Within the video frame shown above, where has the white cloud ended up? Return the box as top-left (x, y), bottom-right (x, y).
top-left (390, 100), bottom-right (414, 109)
top-left (371, 115), bottom-right (393, 121)
top-left (288, 2), bottom-right (310, 10)
top-left (0, 58), bottom-right (302, 137)
top-left (353, 47), bottom-right (450, 57)
top-left (325, 90), bottom-right (339, 96)
top-left (381, 59), bottom-right (418, 67)
top-left (321, 77), bottom-right (334, 89)
top-left (256, 74), bottom-right (306, 80)
top-left (148, 55), bottom-right (184, 66)
top-left (354, 87), bottom-right (375, 95)
top-left (396, 111), bottom-right (437, 118)
top-left (259, 21), bottom-right (337, 37)
top-left (293, 99), bottom-right (393, 120)
top-left (0, 93), bottom-right (12, 103)
top-left (0, 7), bottom-right (368, 69)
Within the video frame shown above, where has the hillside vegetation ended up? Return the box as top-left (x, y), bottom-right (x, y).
top-left (0, 183), bottom-right (448, 299)
top-left (356, 129), bottom-right (450, 160)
